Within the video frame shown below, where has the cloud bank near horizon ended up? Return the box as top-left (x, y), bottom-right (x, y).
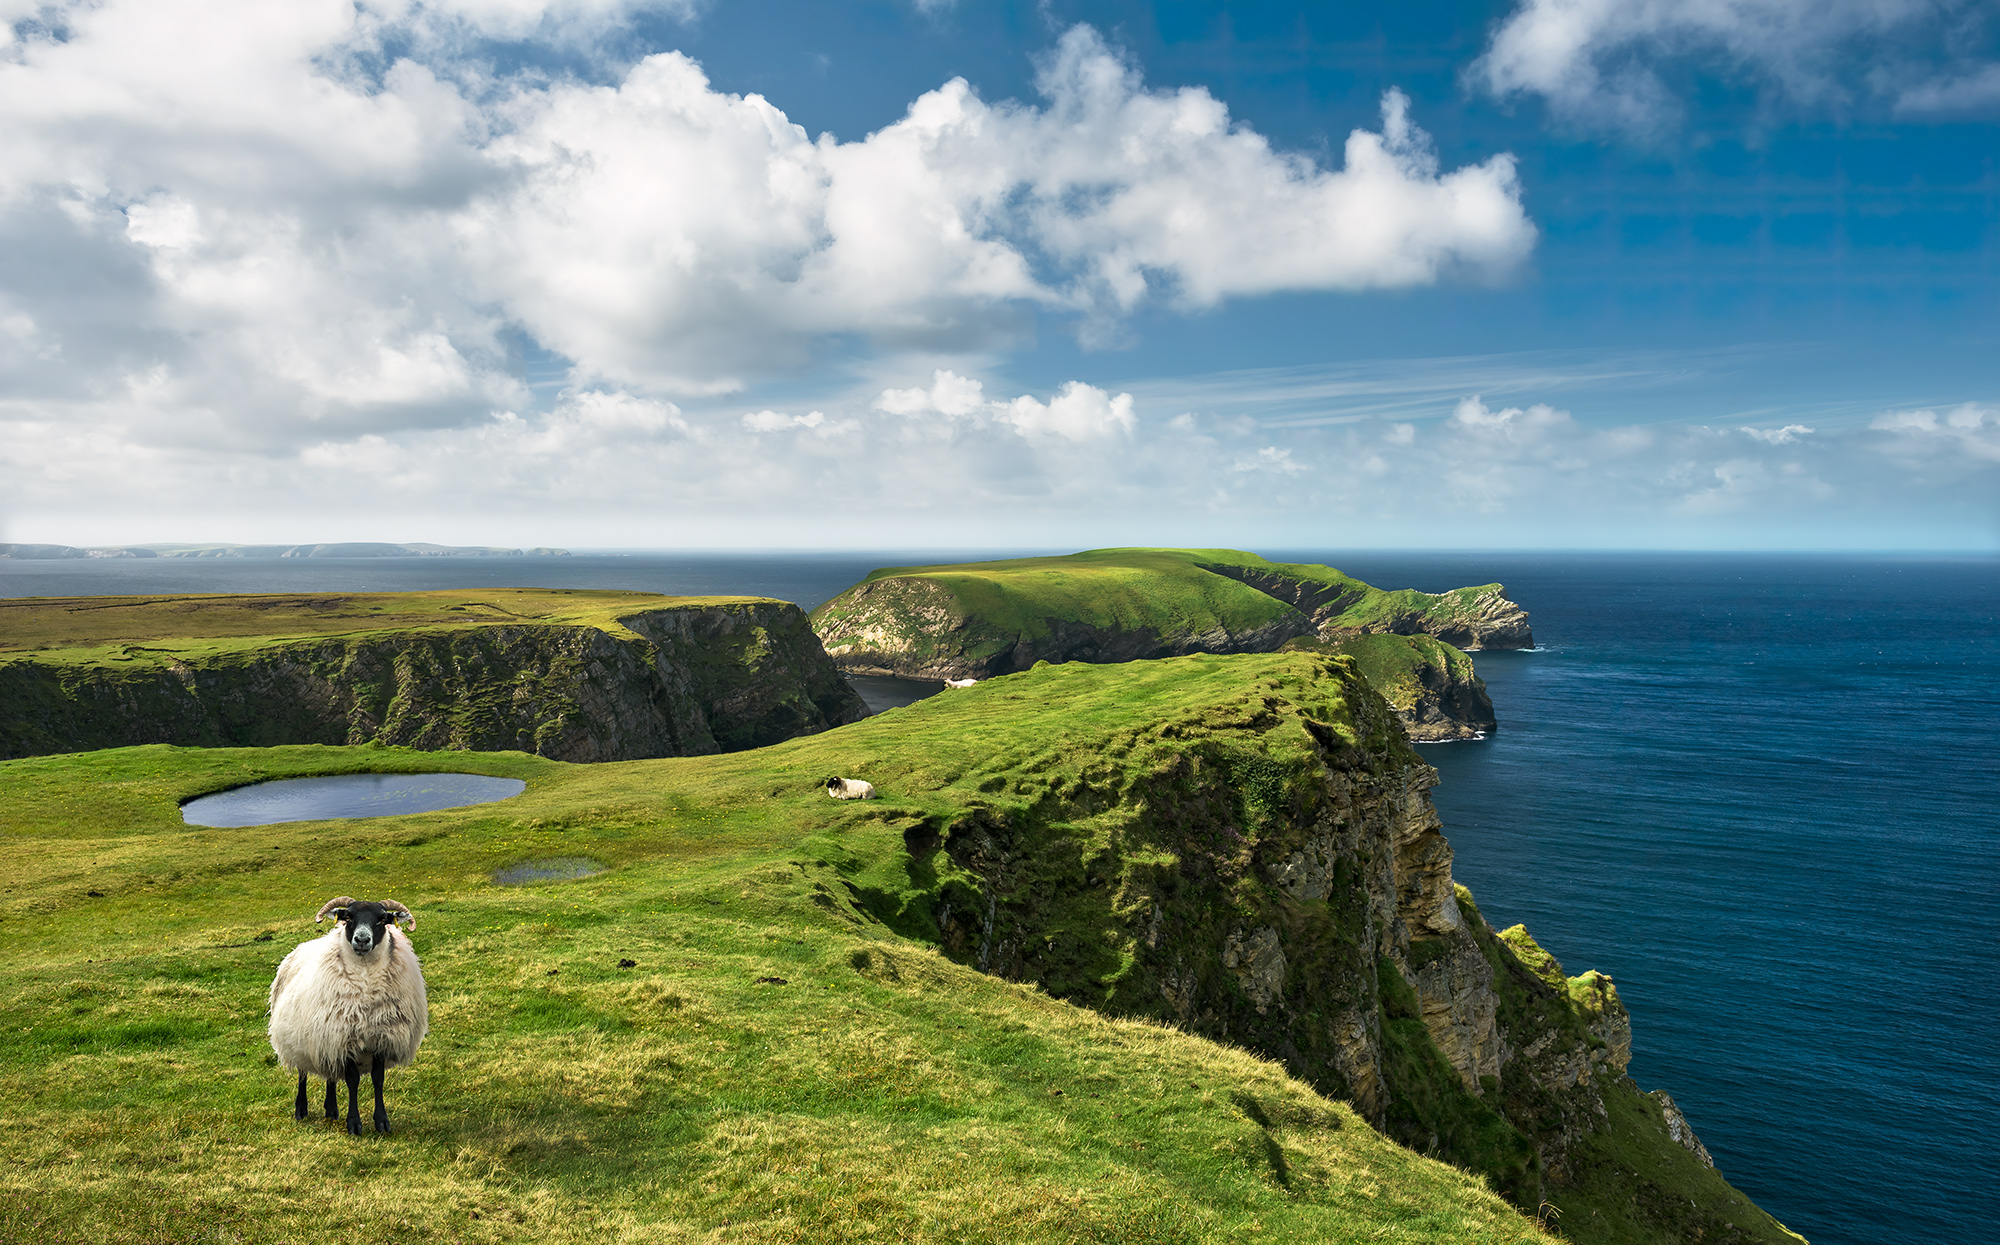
top-left (0, 0), bottom-right (1992, 551)
top-left (7, 359), bottom-right (1992, 551)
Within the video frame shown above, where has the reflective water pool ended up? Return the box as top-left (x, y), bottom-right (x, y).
top-left (846, 673), bottom-right (945, 714)
top-left (180, 772), bottom-right (526, 827)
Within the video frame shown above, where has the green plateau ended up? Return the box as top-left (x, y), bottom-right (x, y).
top-left (0, 588), bottom-right (865, 762)
top-left (0, 651), bottom-right (1801, 1245)
top-left (811, 548), bottom-right (1526, 741)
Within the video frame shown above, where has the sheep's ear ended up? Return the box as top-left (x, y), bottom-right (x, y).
top-left (315, 895), bottom-right (357, 923)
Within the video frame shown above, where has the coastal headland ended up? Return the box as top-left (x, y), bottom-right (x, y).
top-left (0, 588), bottom-right (864, 761)
top-left (811, 548), bottom-right (1526, 741)
top-left (0, 648), bottom-right (1799, 1244)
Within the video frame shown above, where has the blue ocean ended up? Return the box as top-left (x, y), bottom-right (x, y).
top-left (4, 550), bottom-right (1994, 1243)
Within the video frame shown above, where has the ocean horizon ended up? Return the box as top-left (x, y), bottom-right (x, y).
top-left (4, 548), bottom-right (1993, 1244)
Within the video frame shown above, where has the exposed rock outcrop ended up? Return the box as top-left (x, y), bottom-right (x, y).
top-left (1300, 633), bottom-right (1495, 741)
top-left (1201, 562), bottom-right (1534, 650)
top-left (815, 574), bottom-right (1314, 680)
top-left (839, 652), bottom-right (1785, 1240)
top-left (0, 601), bottom-right (863, 761)
top-left (1653, 1090), bottom-right (1717, 1167)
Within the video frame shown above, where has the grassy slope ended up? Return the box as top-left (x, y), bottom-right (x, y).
top-left (846, 549), bottom-right (1503, 637)
top-left (0, 658), bottom-right (1551, 1245)
top-left (0, 588), bottom-right (764, 671)
top-left (854, 550), bottom-right (1297, 641)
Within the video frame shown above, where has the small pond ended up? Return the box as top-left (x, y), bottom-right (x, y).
top-left (847, 673), bottom-right (945, 715)
top-left (180, 772), bottom-right (526, 828)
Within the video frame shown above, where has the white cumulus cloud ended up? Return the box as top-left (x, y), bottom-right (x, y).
top-left (0, 6), bottom-right (1537, 468)
top-left (875, 370), bottom-right (1135, 441)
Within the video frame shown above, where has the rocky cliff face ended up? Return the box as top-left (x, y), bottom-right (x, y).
top-left (1199, 563), bottom-right (1534, 651)
top-left (1308, 633), bottom-right (1495, 742)
top-left (846, 656), bottom-right (1790, 1240)
top-left (813, 575), bottom-right (1504, 740)
top-left (0, 601), bottom-right (864, 762)
top-left (814, 575), bottom-right (1314, 680)
top-left (1359, 584), bottom-right (1535, 652)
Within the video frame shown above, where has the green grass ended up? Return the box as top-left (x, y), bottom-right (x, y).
top-left (850, 550), bottom-right (1302, 645)
top-left (0, 655), bottom-right (1554, 1245)
top-left (810, 549), bottom-right (1510, 676)
top-left (0, 588), bottom-right (766, 670)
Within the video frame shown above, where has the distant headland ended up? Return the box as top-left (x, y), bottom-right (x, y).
top-left (0, 542), bottom-right (571, 559)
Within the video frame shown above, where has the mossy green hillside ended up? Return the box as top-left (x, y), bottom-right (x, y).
top-left (4, 754), bottom-right (1543, 1242)
top-left (1287, 633), bottom-right (1494, 741)
top-left (806, 549), bottom-right (1530, 748)
top-left (0, 653), bottom-right (1792, 1244)
top-left (0, 589), bottom-right (864, 762)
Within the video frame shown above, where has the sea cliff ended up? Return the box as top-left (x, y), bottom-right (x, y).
top-left (0, 647), bottom-right (1797, 1244)
top-left (833, 653), bottom-right (1796, 1241)
top-left (811, 548), bottom-right (1517, 741)
top-left (0, 590), bottom-right (863, 761)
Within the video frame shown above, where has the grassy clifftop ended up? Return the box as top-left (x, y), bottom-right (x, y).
top-left (0, 587), bottom-right (724, 664)
top-left (0, 653), bottom-right (1795, 1245)
top-left (810, 549), bottom-right (1516, 739)
top-left (0, 589), bottom-right (864, 761)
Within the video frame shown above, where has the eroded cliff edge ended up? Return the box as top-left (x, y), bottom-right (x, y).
top-left (810, 548), bottom-right (1516, 741)
top-left (0, 596), bottom-right (864, 761)
top-left (826, 653), bottom-right (1799, 1243)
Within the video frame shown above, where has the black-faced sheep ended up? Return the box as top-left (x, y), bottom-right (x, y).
top-left (268, 896), bottom-right (429, 1136)
top-left (824, 776), bottom-right (875, 800)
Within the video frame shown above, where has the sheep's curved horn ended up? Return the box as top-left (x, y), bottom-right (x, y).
top-left (379, 899), bottom-right (415, 930)
top-left (315, 896), bottom-right (356, 924)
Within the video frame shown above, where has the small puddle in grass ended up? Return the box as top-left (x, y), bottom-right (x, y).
top-left (492, 857), bottom-right (608, 885)
top-left (179, 772), bottom-right (526, 827)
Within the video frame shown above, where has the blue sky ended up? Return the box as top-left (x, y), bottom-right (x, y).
top-left (1, 0), bottom-right (1995, 549)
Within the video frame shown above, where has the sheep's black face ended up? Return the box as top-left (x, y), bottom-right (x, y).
top-left (339, 901), bottom-right (395, 957)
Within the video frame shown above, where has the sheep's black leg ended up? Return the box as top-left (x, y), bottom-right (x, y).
top-left (324, 1076), bottom-right (339, 1121)
top-left (343, 1058), bottom-right (363, 1136)
top-left (294, 1072), bottom-right (309, 1121)
top-left (370, 1052), bottom-right (390, 1134)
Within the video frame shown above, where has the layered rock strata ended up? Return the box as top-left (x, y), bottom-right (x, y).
top-left (0, 601), bottom-right (864, 762)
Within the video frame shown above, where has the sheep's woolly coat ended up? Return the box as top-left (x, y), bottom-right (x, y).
top-left (268, 925), bottom-right (429, 1077)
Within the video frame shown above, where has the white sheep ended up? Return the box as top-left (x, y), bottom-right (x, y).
top-left (823, 776), bottom-right (876, 800)
top-left (942, 677), bottom-right (979, 689)
top-left (268, 896), bottom-right (429, 1136)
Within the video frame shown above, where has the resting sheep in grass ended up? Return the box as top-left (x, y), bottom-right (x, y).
top-left (824, 776), bottom-right (875, 800)
top-left (942, 676), bottom-right (979, 689)
top-left (268, 897), bottom-right (429, 1136)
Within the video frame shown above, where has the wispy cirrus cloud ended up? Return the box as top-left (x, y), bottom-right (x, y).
top-left (1473, 0), bottom-right (2000, 130)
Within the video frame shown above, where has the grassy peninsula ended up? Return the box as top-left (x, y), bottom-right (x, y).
top-left (811, 549), bottom-right (1521, 739)
top-left (0, 652), bottom-right (1797, 1245)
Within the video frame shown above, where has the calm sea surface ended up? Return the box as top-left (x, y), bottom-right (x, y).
top-left (4, 550), bottom-right (1995, 1242)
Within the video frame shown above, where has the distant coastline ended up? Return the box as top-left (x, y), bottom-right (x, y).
top-left (0, 542), bottom-right (571, 560)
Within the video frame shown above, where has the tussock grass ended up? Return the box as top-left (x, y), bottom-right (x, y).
top-left (0, 656), bottom-right (1552, 1243)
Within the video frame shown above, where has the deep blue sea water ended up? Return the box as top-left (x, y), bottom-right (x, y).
top-left (4, 550), bottom-right (1995, 1242)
